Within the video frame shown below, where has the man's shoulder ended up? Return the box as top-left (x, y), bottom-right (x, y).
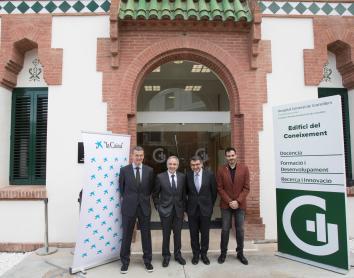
top-left (237, 163), bottom-right (249, 171)
top-left (203, 168), bottom-right (214, 174)
top-left (186, 170), bottom-right (193, 177)
top-left (121, 164), bottom-right (132, 171)
top-left (203, 169), bottom-right (215, 178)
top-left (143, 164), bottom-right (153, 172)
top-left (157, 171), bottom-right (167, 178)
top-left (177, 171), bottom-right (185, 178)
top-left (216, 164), bottom-right (228, 173)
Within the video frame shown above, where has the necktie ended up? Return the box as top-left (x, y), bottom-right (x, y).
top-left (135, 167), bottom-right (141, 187)
top-left (194, 173), bottom-right (200, 193)
top-left (171, 174), bottom-right (177, 191)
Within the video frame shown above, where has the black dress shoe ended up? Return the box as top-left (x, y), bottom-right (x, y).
top-left (201, 254), bottom-right (210, 265)
top-left (237, 253), bottom-right (248, 265)
top-left (175, 256), bottom-right (186, 265)
top-left (191, 255), bottom-right (199, 265)
top-left (162, 257), bottom-right (170, 267)
top-left (144, 262), bottom-right (154, 272)
top-left (120, 264), bottom-right (129, 274)
top-left (217, 254), bottom-right (226, 264)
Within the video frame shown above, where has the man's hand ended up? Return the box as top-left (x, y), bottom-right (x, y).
top-left (229, 200), bottom-right (239, 210)
top-left (184, 212), bottom-right (188, 222)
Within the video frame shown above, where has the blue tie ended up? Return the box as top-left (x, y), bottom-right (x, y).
top-left (194, 173), bottom-right (200, 193)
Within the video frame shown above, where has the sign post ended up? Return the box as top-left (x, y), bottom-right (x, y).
top-left (273, 96), bottom-right (349, 274)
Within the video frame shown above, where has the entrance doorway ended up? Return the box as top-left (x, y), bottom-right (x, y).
top-left (137, 60), bottom-right (231, 225)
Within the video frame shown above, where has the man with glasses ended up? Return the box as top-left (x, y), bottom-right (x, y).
top-left (186, 156), bottom-right (217, 265)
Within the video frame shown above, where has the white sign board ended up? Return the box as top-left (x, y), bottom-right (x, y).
top-left (71, 132), bottom-right (130, 274)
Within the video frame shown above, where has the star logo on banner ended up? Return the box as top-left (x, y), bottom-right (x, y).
top-left (95, 141), bottom-right (103, 149)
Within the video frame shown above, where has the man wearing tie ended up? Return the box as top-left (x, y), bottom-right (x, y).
top-left (186, 156), bottom-right (217, 265)
top-left (153, 156), bottom-right (187, 267)
top-left (119, 146), bottom-right (154, 274)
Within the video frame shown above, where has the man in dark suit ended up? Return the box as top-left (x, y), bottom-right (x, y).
top-left (153, 156), bottom-right (187, 267)
top-left (119, 146), bottom-right (154, 274)
top-left (186, 156), bottom-right (217, 265)
top-left (217, 147), bottom-right (250, 265)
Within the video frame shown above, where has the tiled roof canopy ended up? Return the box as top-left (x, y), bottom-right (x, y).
top-left (119, 0), bottom-right (252, 22)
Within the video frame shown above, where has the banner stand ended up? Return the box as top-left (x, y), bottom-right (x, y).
top-left (275, 252), bottom-right (348, 275)
top-left (70, 257), bottom-right (119, 275)
top-left (273, 96), bottom-right (350, 274)
top-left (70, 131), bottom-right (130, 274)
top-left (35, 199), bottom-right (58, 256)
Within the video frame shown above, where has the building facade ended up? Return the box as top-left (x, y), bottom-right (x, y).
top-left (0, 0), bottom-right (353, 251)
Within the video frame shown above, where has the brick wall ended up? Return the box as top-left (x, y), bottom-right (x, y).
top-left (0, 15), bottom-right (63, 89)
top-left (304, 17), bottom-right (354, 89)
top-left (98, 21), bottom-right (272, 239)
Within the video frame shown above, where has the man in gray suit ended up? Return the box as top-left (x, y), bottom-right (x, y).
top-left (153, 156), bottom-right (187, 267)
top-left (119, 146), bottom-right (154, 274)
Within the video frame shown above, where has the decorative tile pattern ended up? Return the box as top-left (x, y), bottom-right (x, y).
top-left (259, 1), bottom-right (354, 16)
top-left (0, 0), bottom-right (351, 16)
top-left (0, 0), bottom-right (110, 14)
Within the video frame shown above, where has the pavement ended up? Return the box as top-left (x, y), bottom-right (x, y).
top-left (1, 231), bottom-right (354, 278)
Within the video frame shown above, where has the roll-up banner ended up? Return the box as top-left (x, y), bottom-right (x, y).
top-left (70, 132), bottom-right (131, 274)
top-left (273, 96), bottom-right (349, 274)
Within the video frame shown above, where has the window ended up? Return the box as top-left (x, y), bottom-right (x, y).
top-left (318, 88), bottom-right (352, 183)
top-left (10, 88), bottom-right (48, 185)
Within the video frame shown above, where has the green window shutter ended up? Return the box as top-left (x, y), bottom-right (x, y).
top-left (318, 88), bottom-right (352, 182)
top-left (33, 93), bottom-right (48, 184)
top-left (10, 91), bottom-right (31, 183)
top-left (10, 88), bottom-right (48, 185)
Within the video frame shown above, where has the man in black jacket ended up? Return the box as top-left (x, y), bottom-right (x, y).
top-left (153, 156), bottom-right (187, 267)
top-left (186, 156), bottom-right (217, 265)
top-left (119, 146), bottom-right (154, 274)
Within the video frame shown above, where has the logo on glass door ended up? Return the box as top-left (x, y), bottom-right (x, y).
top-left (153, 147), bottom-right (167, 163)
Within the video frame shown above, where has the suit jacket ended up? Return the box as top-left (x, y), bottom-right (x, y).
top-left (186, 169), bottom-right (217, 217)
top-left (153, 171), bottom-right (186, 218)
top-left (216, 163), bottom-right (250, 210)
top-left (119, 164), bottom-right (154, 217)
